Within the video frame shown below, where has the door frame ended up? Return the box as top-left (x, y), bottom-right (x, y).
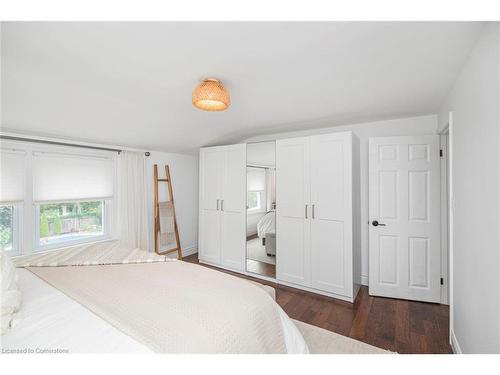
top-left (439, 129), bottom-right (449, 305)
top-left (440, 112), bottom-right (456, 350)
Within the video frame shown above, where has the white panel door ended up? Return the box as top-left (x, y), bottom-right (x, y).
top-left (199, 147), bottom-right (221, 211)
top-left (220, 144), bottom-right (246, 271)
top-left (276, 137), bottom-right (311, 287)
top-left (199, 210), bottom-right (221, 264)
top-left (310, 132), bottom-right (353, 297)
top-left (369, 136), bottom-right (441, 303)
top-left (199, 147), bottom-right (222, 264)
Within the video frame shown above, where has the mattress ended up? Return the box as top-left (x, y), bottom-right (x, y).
top-left (1, 268), bottom-right (308, 354)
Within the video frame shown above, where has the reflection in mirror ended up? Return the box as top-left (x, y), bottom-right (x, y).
top-left (246, 141), bottom-right (276, 278)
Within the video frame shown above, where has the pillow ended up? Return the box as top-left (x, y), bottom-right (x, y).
top-left (1, 250), bottom-right (22, 334)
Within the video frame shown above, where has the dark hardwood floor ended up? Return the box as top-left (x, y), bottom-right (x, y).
top-left (246, 259), bottom-right (276, 278)
top-left (245, 235), bottom-right (276, 278)
top-left (184, 253), bottom-right (452, 354)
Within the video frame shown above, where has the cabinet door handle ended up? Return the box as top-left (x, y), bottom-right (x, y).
top-left (216, 199), bottom-right (220, 210)
top-left (221, 200), bottom-right (224, 211)
top-left (305, 204), bottom-right (308, 219)
top-left (312, 204), bottom-right (315, 219)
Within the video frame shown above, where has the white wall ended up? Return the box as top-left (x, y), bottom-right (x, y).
top-left (438, 23), bottom-right (500, 353)
top-left (245, 114), bottom-right (438, 284)
top-left (145, 151), bottom-right (199, 257)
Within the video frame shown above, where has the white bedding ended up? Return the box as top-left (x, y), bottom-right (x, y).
top-left (257, 211), bottom-right (276, 239)
top-left (1, 268), bottom-right (308, 354)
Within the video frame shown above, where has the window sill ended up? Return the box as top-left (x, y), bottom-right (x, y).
top-left (33, 235), bottom-right (112, 254)
top-left (3, 249), bottom-right (21, 257)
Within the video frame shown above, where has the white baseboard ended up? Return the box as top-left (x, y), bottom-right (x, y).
top-left (182, 246), bottom-right (198, 257)
top-left (450, 329), bottom-right (462, 354)
top-left (360, 275), bottom-right (368, 286)
top-left (164, 245), bottom-right (197, 259)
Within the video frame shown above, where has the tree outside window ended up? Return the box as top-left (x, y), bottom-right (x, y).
top-left (0, 205), bottom-right (13, 251)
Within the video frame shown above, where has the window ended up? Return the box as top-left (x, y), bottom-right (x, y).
top-left (1, 150), bottom-right (25, 255)
top-left (0, 205), bottom-right (17, 253)
top-left (247, 191), bottom-right (263, 211)
top-left (32, 152), bottom-right (114, 251)
top-left (247, 167), bottom-right (266, 212)
top-left (37, 200), bottom-right (106, 248)
top-left (1, 144), bottom-right (116, 255)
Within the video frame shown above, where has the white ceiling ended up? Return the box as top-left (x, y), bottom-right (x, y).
top-left (1, 22), bottom-right (482, 154)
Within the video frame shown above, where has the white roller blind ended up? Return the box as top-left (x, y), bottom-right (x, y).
top-left (33, 152), bottom-right (114, 202)
top-left (247, 167), bottom-right (266, 191)
top-left (0, 150), bottom-right (26, 203)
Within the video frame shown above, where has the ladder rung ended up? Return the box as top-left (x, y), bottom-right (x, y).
top-left (158, 248), bottom-right (181, 255)
top-left (157, 178), bottom-right (169, 182)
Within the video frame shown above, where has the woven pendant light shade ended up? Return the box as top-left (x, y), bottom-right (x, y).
top-left (192, 78), bottom-right (230, 111)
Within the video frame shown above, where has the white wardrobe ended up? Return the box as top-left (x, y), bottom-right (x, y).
top-left (198, 131), bottom-right (360, 302)
top-left (276, 132), bottom-right (360, 301)
top-left (198, 144), bottom-right (246, 272)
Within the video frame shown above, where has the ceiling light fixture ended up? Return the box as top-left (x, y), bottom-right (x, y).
top-left (192, 78), bottom-right (230, 111)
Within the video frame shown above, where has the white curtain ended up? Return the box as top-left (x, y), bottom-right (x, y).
top-left (117, 151), bottom-right (150, 251)
top-left (265, 168), bottom-right (276, 211)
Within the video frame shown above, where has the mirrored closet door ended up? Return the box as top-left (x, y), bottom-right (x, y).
top-left (246, 141), bottom-right (276, 278)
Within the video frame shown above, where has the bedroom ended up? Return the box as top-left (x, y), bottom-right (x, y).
top-left (1, 1), bottom-right (500, 371)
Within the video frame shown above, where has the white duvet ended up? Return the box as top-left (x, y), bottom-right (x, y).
top-left (1, 268), bottom-right (308, 354)
top-left (257, 211), bottom-right (276, 239)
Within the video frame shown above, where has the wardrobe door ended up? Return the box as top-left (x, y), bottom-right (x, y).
top-left (199, 147), bottom-right (222, 264)
top-left (200, 147), bottom-right (221, 211)
top-left (220, 144), bottom-right (246, 271)
top-left (310, 132), bottom-right (353, 297)
top-left (276, 137), bottom-right (311, 287)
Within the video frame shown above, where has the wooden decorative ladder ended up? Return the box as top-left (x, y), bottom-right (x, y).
top-left (153, 164), bottom-right (182, 259)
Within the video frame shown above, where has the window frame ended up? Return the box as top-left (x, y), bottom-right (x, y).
top-left (33, 198), bottom-right (112, 252)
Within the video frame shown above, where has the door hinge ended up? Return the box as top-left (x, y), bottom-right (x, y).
top-left (440, 277), bottom-right (444, 285)
top-left (440, 149), bottom-right (443, 157)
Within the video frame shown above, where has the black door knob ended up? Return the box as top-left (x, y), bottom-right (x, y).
top-left (372, 220), bottom-right (386, 227)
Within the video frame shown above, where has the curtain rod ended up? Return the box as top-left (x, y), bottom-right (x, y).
top-left (0, 135), bottom-right (151, 156)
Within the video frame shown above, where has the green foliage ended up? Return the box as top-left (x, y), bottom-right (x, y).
top-left (38, 201), bottom-right (103, 239)
top-left (79, 201), bottom-right (102, 224)
top-left (0, 206), bottom-right (13, 228)
top-left (0, 206), bottom-right (13, 249)
top-left (40, 214), bottom-right (49, 238)
top-left (0, 227), bottom-right (12, 249)
top-left (53, 216), bottom-right (62, 235)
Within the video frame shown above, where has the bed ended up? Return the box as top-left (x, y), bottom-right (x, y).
top-left (1, 242), bottom-right (308, 354)
top-left (257, 211), bottom-right (276, 255)
top-left (257, 210), bottom-right (275, 241)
